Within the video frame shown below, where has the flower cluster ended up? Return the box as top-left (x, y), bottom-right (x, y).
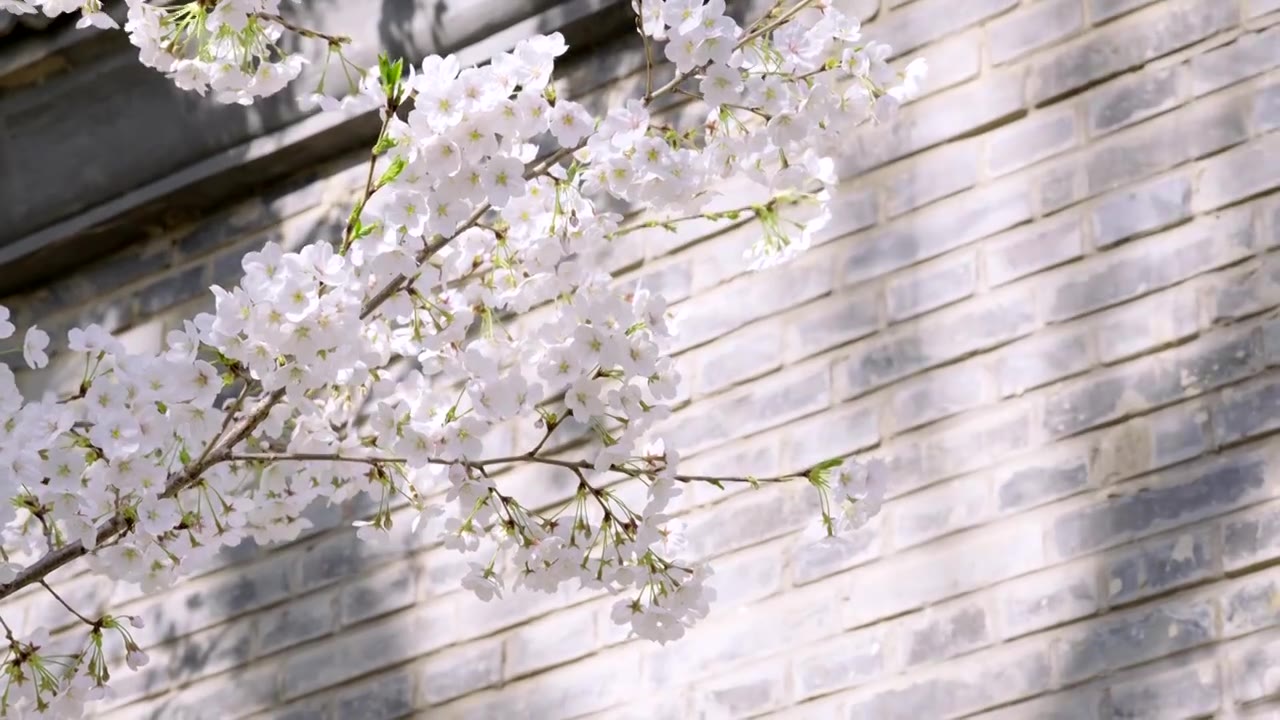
top-left (0, 0), bottom-right (921, 713)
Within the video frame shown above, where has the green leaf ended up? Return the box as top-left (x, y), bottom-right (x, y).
top-left (706, 478), bottom-right (725, 490)
top-left (377, 155), bottom-right (407, 188)
top-left (179, 447), bottom-right (192, 465)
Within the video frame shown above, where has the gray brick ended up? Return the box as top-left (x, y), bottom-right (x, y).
top-left (673, 245), bottom-right (835, 352)
top-left (692, 320), bottom-right (783, 397)
top-left (1089, 0), bottom-right (1160, 22)
top-left (416, 640), bottom-right (502, 706)
top-left (1195, 130), bottom-right (1280, 212)
top-left (660, 363), bottom-right (830, 456)
top-left (1086, 91), bottom-right (1250, 196)
top-left (341, 562), bottom-right (416, 626)
top-left (915, 31), bottom-right (982, 94)
top-left (1210, 257), bottom-right (1280, 322)
top-left (1099, 662), bottom-right (1221, 720)
top-left (902, 601), bottom-right (992, 666)
top-left (791, 627), bottom-right (886, 700)
top-left (835, 291), bottom-right (1037, 399)
top-left (1046, 329), bottom-right (1260, 438)
top-left (885, 141), bottom-right (980, 218)
top-left (995, 451), bottom-right (1090, 513)
top-left (1038, 162), bottom-right (1087, 214)
top-left (1090, 173), bottom-right (1193, 248)
top-left (1254, 82), bottom-right (1280, 133)
top-left (1047, 207), bottom-right (1255, 322)
top-left (1268, 317), bottom-right (1280, 361)
top-left (136, 263), bottom-right (206, 317)
top-left (172, 618), bottom-right (254, 682)
top-left (256, 589), bottom-right (336, 658)
top-left (1247, 0), bottom-right (1280, 17)
top-left (837, 70), bottom-right (1027, 177)
top-left (1030, 0), bottom-right (1237, 105)
top-left (1149, 400), bottom-right (1212, 468)
top-left (684, 483), bottom-right (811, 560)
top-left (780, 286), bottom-right (880, 362)
top-left (1223, 568), bottom-right (1280, 636)
top-left (1088, 65), bottom-right (1185, 136)
top-left (1095, 286), bottom-right (1198, 363)
top-left (1055, 597), bottom-right (1216, 683)
top-left (620, 258), bottom-right (693, 305)
top-left (923, 405), bottom-right (1035, 481)
top-left (845, 643), bottom-right (1051, 720)
top-left (996, 328), bottom-right (1094, 397)
top-left (815, 185), bottom-right (877, 243)
top-left (1192, 27), bottom-right (1280, 96)
top-left (892, 361), bottom-right (990, 432)
top-left (778, 403), bottom-right (880, 474)
top-left (876, 0), bottom-right (1019, 58)
top-left (844, 522), bottom-right (1045, 628)
top-left (1103, 527), bottom-right (1216, 606)
top-left (504, 603), bottom-right (596, 678)
top-left (1224, 501), bottom-right (1280, 572)
top-left (790, 514), bottom-right (883, 585)
top-left (987, 0), bottom-right (1084, 65)
top-left (1229, 633), bottom-right (1280, 703)
top-left (695, 663), bottom-right (786, 718)
top-left (705, 543), bottom-right (786, 610)
top-left (844, 180), bottom-right (1031, 286)
top-left (1052, 452), bottom-right (1271, 559)
top-left (987, 107), bottom-right (1080, 178)
top-left (892, 474), bottom-right (990, 549)
top-left (972, 689), bottom-right (1104, 720)
top-left (335, 670), bottom-right (414, 720)
top-left (985, 216), bottom-right (1084, 287)
top-left (1214, 377), bottom-right (1280, 447)
top-left (1000, 563), bottom-right (1100, 639)
top-left (886, 252), bottom-right (977, 323)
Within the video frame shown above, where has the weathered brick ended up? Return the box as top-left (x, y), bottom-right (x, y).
top-left (922, 405), bottom-right (1035, 482)
top-left (1103, 527), bottom-right (1216, 606)
top-left (135, 263), bottom-right (206, 317)
top-left (1090, 65), bottom-right (1185, 137)
top-left (914, 30), bottom-right (982, 94)
top-left (691, 319), bottom-right (783, 397)
top-left (1192, 27), bottom-right (1280, 96)
top-left (780, 286), bottom-right (880, 362)
top-left (835, 290), bottom-right (1037, 399)
top-left (901, 600), bottom-right (992, 666)
top-left (971, 688), bottom-right (1104, 720)
top-left (892, 474), bottom-right (990, 550)
top-left (1099, 661), bottom-right (1221, 720)
top-left (1229, 631), bottom-right (1280, 703)
top-left (694, 662), bottom-right (787, 718)
top-left (813, 184), bottom-right (878, 244)
top-left (1095, 286), bottom-right (1198, 364)
top-left (844, 180), bottom-right (1032, 287)
top-left (334, 669), bottom-right (414, 720)
top-left (995, 449), bottom-right (1091, 513)
top-left (1247, 0), bottom-right (1280, 18)
top-left (984, 215), bottom-right (1084, 287)
top-left (886, 251), bottom-right (977, 323)
top-left (1195, 129), bottom-right (1280, 212)
top-left (661, 362), bottom-right (830, 456)
top-left (515, 648), bottom-right (642, 718)
top-left (504, 602), bottom-right (597, 678)
top-left (1054, 597), bottom-right (1216, 683)
top-left (837, 70), bottom-right (1027, 177)
top-left (684, 482), bottom-right (811, 560)
top-left (1052, 451), bottom-right (1271, 559)
top-left (171, 616), bottom-right (254, 682)
top-left (1038, 162), bottom-right (1088, 214)
top-left (892, 360), bottom-right (990, 432)
top-left (1086, 91), bottom-right (1250, 196)
top-left (987, 107), bottom-right (1080, 178)
top-left (256, 589), bottom-right (337, 658)
top-left (791, 627), bottom-right (886, 700)
top-left (1047, 207), bottom-right (1255, 322)
top-left (996, 327), bottom-right (1093, 397)
top-left (415, 640), bottom-right (502, 706)
top-left (999, 562), bottom-right (1099, 639)
top-left (1090, 173), bottom-right (1192, 248)
top-left (876, 0), bottom-right (1018, 57)
top-left (1255, 81), bottom-right (1280, 132)
top-left (340, 562), bottom-right (415, 626)
top-left (1222, 567), bottom-right (1280, 637)
top-left (1089, 0), bottom-right (1160, 22)
top-left (845, 642), bottom-right (1051, 720)
top-left (885, 140), bottom-right (980, 218)
top-left (281, 604), bottom-right (456, 700)
top-left (844, 521), bottom-right (1045, 628)
top-left (704, 541), bottom-right (786, 610)
top-left (1214, 376), bottom-right (1280, 447)
top-left (987, 0), bottom-right (1084, 65)
top-left (1030, 0), bottom-right (1237, 104)
top-left (1209, 257), bottom-right (1280, 322)
top-left (1149, 399), bottom-right (1212, 468)
top-left (790, 514), bottom-right (883, 585)
top-left (673, 244), bottom-right (836, 352)
top-left (1224, 501), bottom-right (1280, 571)
top-left (778, 402), bottom-right (880, 474)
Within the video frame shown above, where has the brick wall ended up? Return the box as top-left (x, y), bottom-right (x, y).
top-left (4, 0), bottom-right (1280, 717)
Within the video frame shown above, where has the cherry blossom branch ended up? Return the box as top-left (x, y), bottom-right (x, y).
top-left (253, 11), bottom-right (351, 48)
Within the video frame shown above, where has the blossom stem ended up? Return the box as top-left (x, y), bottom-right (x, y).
top-left (38, 581), bottom-right (96, 628)
top-left (252, 12), bottom-right (350, 48)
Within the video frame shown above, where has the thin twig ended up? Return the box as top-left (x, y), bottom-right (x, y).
top-left (38, 581), bottom-right (96, 627)
top-left (253, 12), bottom-right (351, 47)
